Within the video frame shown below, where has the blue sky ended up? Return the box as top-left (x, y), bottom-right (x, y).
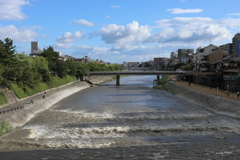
top-left (1, 0), bottom-right (240, 63)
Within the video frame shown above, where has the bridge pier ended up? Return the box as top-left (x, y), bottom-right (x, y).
top-left (116, 75), bottom-right (120, 86)
top-left (157, 75), bottom-right (160, 85)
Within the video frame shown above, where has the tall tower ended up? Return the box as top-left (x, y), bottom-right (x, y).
top-left (31, 41), bottom-right (39, 54)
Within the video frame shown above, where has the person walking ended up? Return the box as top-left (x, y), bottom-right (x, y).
top-left (237, 91), bottom-right (240, 98)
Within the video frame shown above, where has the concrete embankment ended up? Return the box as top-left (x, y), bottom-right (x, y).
top-left (166, 82), bottom-right (240, 118)
top-left (0, 76), bottom-right (113, 128)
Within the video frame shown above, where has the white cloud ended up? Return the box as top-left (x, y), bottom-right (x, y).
top-left (0, 25), bottom-right (37, 42)
top-left (76, 45), bottom-right (92, 50)
top-left (228, 13), bottom-right (240, 16)
top-left (111, 5), bottom-right (121, 9)
top-left (0, 0), bottom-right (29, 20)
top-left (72, 19), bottom-right (95, 27)
top-left (167, 8), bottom-right (203, 14)
top-left (105, 15), bottom-right (111, 18)
top-left (53, 43), bottom-right (73, 49)
top-left (181, 0), bottom-right (186, 2)
top-left (149, 17), bottom-right (236, 44)
top-left (74, 45), bottom-right (120, 58)
top-left (56, 31), bottom-right (85, 43)
top-left (97, 21), bottom-right (151, 44)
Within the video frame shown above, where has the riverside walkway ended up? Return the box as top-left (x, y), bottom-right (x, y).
top-left (175, 80), bottom-right (240, 102)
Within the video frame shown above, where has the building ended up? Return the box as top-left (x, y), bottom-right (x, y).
top-left (219, 43), bottom-right (232, 55)
top-left (200, 51), bottom-right (228, 72)
top-left (30, 41), bottom-right (43, 56)
top-left (232, 33), bottom-right (240, 55)
top-left (194, 44), bottom-right (220, 71)
top-left (177, 49), bottom-right (194, 59)
top-left (123, 61), bottom-right (142, 68)
top-left (170, 52), bottom-right (177, 59)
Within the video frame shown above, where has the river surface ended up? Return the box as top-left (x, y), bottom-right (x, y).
top-left (1, 75), bottom-right (240, 159)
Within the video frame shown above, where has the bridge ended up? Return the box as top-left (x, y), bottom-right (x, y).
top-left (89, 71), bottom-right (190, 86)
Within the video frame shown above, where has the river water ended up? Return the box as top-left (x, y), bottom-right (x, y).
top-left (1, 75), bottom-right (240, 159)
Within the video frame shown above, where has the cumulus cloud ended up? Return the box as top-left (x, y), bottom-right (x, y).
top-left (56, 31), bottom-right (85, 43)
top-left (97, 21), bottom-right (151, 44)
top-left (0, 0), bottom-right (29, 20)
top-left (75, 45), bottom-right (120, 57)
top-left (0, 25), bottom-right (37, 42)
top-left (149, 17), bottom-right (235, 44)
top-left (72, 19), bottom-right (95, 27)
top-left (167, 8), bottom-right (203, 14)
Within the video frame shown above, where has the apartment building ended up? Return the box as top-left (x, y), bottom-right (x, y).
top-left (219, 43), bottom-right (232, 55)
top-left (232, 33), bottom-right (240, 55)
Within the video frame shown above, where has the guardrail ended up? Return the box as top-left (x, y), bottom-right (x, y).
top-left (0, 106), bottom-right (24, 115)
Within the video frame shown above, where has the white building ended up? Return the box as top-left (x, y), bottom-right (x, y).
top-left (194, 44), bottom-right (220, 71)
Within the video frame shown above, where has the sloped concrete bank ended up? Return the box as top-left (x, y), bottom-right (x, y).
top-left (166, 82), bottom-right (240, 118)
top-left (0, 76), bottom-right (113, 128)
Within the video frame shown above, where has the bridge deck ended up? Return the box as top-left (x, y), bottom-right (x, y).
top-left (89, 71), bottom-right (189, 76)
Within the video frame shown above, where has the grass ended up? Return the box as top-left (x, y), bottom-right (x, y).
top-left (153, 75), bottom-right (170, 84)
top-left (153, 84), bottom-right (178, 95)
top-left (0, 92), bottom-right (7, 106)
top-left (153, 75), bottom-right (178, 95)
top-left (0, 121), bottom-right (12, 136)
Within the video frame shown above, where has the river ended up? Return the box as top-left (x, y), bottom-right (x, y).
top-left (1, 75), bottom-right (240, 159)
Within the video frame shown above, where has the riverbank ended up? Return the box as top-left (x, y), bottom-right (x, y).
top-left (0, 76), bottom-right (113, 128)
top-left (165, 81), bottom-right (240, 118)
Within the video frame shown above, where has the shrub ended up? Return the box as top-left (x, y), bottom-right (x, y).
top-left (0, 92), bottom-right (7, 106)
top-left (0, 121), bottom-right (12, 136)
top-left (9, 82), bottom-right (26, 99)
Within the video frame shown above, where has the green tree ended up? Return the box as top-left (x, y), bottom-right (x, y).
top-left (173, 62), bottom-right (185, 70)
top-left (0, 38), bottom-right (18, 66)
top-left (41, 46), bottom-right (60, 76)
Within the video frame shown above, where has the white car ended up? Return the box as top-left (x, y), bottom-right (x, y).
top-left (176, 69), bottom-right (183, 72)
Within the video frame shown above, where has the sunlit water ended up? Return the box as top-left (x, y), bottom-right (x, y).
top-left (1, 75), bottom-right (240, 159)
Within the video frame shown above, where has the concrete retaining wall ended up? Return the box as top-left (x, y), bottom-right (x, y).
top-left (0, 81), bottom-right (91, 128)
top-left (166, 82), bottom-right (240, 118)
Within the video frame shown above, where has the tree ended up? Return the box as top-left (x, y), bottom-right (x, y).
top-left (0, 38), bottom-right (18, 66)
top-left (41, 46), bottom-right (60, 76)
top-left (173, 62), bottom-right (185, 70)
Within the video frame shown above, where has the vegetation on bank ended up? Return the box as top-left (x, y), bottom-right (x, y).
top-left (153, 75), bottom-right (178, 95)
top-left (0, 38), bottom-right (123, 101)
top-left (0, 121), bottom-right (12, 136)
top-left (0, 92), bottom-right (7, 106)
top-left (153, 84), bottom-right (178, 95)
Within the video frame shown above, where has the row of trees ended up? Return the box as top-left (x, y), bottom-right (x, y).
top-left (0, 38), bottom-right (123, 98)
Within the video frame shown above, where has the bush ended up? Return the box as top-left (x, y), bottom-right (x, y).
top-left (0, 92), bottom-right (7, 106)
top-left (0, 121), bottom-right (12, 136)
top-left (9, 82), bottom-right (27, 99)
top-left (48, 75), bottom-right (77, 89)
